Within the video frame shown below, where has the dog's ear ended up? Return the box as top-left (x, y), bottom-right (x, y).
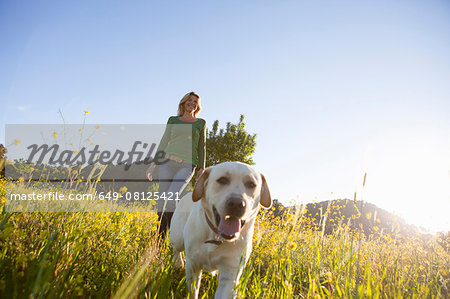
top-left (259, 173), bottom-right (272, 209)
top-left (192, 167), bottom-right (212, 202)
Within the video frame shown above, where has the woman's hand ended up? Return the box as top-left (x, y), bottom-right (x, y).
top-left (146, 163), bottom-right (156, 181)
top-left (196, 168), bottom-right (204, 181)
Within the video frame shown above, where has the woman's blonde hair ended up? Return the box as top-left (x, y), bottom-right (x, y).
top-left (178, 91), bottom-right (201, 117)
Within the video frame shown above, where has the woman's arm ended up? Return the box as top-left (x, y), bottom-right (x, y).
top-left (156, 117), bottom-right (174, 154)
top-left (147, 117), bottom-right (173, 181)
top-left (197, 119), bottom-right (206, 169)
top-left (196, 119), bottom-right (206, 180)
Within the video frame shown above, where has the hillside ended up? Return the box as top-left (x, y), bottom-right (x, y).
top-left (272, 199), bottom-right (422, 237)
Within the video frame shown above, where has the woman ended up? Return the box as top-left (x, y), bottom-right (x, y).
top-left (147, 91), bottom-right (206, 238)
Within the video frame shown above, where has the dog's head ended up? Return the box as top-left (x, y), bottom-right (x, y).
top-left (193, 162), bottom-right (272, 241)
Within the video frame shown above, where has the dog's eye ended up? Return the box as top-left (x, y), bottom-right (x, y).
top-left (245, 181), bottom-right (257, 189)
top-left (216, 177), bottom-right (230, 185)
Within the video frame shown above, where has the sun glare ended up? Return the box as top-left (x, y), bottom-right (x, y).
top-left (362, 128), bottom-right (450, 233)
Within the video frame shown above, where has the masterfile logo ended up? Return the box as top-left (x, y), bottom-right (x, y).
top-left (4, 124), bottom-right (192, 212)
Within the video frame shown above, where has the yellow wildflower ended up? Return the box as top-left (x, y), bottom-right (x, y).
top-left (287, 241), bottom-right (297, 251)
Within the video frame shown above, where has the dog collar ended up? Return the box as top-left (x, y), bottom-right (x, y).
top-left (204, 211), bottom-right (218, 234)
top-left (205, 239), bottom-right (224, 245)
top-left (204, 212), bottom-right (224, 245)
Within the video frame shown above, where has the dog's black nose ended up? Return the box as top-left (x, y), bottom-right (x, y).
top-left (225, 197), bottom-right (246, 217)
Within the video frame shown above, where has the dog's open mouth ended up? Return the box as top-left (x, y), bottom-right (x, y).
top-left (213, 206), bottom-right (246, 240)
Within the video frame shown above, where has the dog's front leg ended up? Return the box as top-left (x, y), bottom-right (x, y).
top-left (172, 249), bottom-right (184, 269)
top-left (215, 266), bottom-right (240, 299)
top-left (185, 260), bottom-right (202, 299)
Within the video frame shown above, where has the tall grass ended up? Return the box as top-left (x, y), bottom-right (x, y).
top-left (0, 178), bottom-right (449, 298)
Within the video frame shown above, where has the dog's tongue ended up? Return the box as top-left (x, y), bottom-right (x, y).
top-left (218, 217), bottom-right (240, 236)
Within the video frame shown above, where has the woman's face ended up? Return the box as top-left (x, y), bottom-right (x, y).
top-left (184, 95), bottom-right (199, 113)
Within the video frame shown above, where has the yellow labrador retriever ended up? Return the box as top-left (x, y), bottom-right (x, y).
top-left (169, 162), bottom-right (272, 299)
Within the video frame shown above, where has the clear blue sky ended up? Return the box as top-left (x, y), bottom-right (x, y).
top-left (1, 0), bottom-right (449, 232)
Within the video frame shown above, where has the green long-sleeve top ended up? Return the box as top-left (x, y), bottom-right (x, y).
top-left (156, 116), bottom-right (206, 169)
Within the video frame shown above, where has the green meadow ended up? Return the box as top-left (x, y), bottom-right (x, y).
top-left (0, 179), bottom-right (449, 298)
